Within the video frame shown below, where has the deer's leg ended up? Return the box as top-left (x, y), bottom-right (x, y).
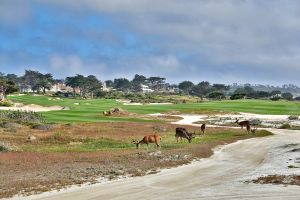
top-left (156, 143), bottom-right (160, 148)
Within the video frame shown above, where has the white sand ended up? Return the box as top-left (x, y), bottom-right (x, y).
top-left (0, 104), bottom-right (65, 112)
top-left (148, 103), bottom-right (173, 105)
top-left (123, 103), bottom-right (143, 105)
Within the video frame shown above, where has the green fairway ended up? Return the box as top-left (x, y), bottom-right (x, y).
top-left (7, 95), bottom-right (300, 122)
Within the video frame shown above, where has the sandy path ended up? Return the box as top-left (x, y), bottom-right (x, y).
top-left (9, 115), bottom-right (300, 200)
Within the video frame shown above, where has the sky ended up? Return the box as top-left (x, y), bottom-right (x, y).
top-left (1, 0), bottom-right (300, 85)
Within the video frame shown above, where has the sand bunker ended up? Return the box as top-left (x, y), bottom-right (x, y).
top-left (0, 104), bottom-right (67, 112)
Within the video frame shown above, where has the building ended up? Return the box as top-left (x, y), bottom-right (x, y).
top-left (50, 83), bottom-right (74, 93)
top-left (141, 84), bottom-right (153, 93)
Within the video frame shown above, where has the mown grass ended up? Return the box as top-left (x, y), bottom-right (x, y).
top-left (7, 95), bottom-right (300, 124)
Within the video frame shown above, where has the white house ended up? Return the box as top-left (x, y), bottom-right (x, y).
top-left (50, 83), bottom-right (73, 93)
top-left (141, 84), bottom-right (153, 93)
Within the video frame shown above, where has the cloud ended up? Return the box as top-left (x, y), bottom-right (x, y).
top-left (0, 0), bottom-right (32, 25)
top-left (1, 0), bottom-right (300, 85)
top-left (48, 54), bottom-right (107, 78)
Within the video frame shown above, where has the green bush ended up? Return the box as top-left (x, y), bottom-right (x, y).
top-left (0, 142), bottom-right (13, 152)
top-left (270, 96), bottom-right (281, 101)
top-left (279, 123), bottom-right (291, 129)
top-left (288, 115), bottom-right (299, 120)
top-left (0, 110), bottom-right (45, 124)
top-left (0, 100), bottom-right (13, 107)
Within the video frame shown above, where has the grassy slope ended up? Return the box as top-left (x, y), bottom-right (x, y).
top-left (7, 95), bottom-right (300, 122)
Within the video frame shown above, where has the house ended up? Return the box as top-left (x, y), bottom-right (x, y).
top-left (50, 83), bottom-right (74, 93)
top-left (168, 85), bottom-right (180, 93)
top-left (102, 81), bottom-right (113, 92)
top-left (141, 84), bottom-right (153, 93)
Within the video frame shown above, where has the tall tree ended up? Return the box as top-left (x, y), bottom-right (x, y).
top-left (212, 84), bottom-right (230, 92)
top-left (0, 74), bottom-right (19, 101)
top-left (147, 76), bottom-right (166, 91)
top-left (282, 92), bottom-right (293, 101)
top-left (131, 74), bottom-right (147, 93)
top-left (114, 78), bottom-right (131, 92)
top-left (178, 81), bottom-right (194, 94)
top-left (191, 81), bottom-right (212, 99)
top-left (86, 75), bottom-right (102, 98)
top-left (20, 70), bottom-right (41, 92)
top-left (66, 74), bottom-right (86, 97)
top-left (105, 80), bottom-right (114, 88)
top-left (36, 73), bottom-right (55, 94)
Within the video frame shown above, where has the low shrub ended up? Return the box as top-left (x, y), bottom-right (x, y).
top-left (250, 119), bottom-right (262, 125)
top-left (0, 142), bottom-right (13, 152)
top-left (31, 123), bottom-right (54, 130)
top-left (0, 122), bottom-right (22, 129)
top-left (279, 123), bottom-right (291, 129)
top-left (0, 110), bottom-right (45, 124)
top-left (0, 100), bottom-right (13, 107)
top-left (288, 115), bottom-right (299, 120)
top-left (270, 96), bottom-right (281, 101)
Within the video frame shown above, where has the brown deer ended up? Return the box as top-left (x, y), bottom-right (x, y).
top-left (175, 127), bottom-right (195, 143)
top-left (200, 123), bottom-right (206, 134)
top-left (246, 124), bottom-right (251, 134)
top-left (132, 134), bottom-right (161, 149)
top-left (235, 119), bottom-right (250, 129)
top-left (251, 127), bottom-right (257, 134)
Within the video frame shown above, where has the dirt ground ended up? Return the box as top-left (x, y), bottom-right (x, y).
top-left (12, 128), bottom-right (300, 200)
top-left (0, 121), bottom-right (255, 198)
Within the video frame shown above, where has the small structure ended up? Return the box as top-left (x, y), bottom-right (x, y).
top-left (141, 84), bottom-right (153, 93)
top-left (50, 83), bottom-right (74, 93)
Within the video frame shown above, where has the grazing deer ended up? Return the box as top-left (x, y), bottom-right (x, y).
top-left (200, 123), bottom-right (206, 134)
top-left (235, 119), bottom-right (250, 129)
top-left (251, 127), bottom-right (257, 134)
top-left (175, 127), bottom-right (195, 143)
top-left (132, 134), bottom-right (161, 149)
top-left (246, 124), bottom-right (251, 134)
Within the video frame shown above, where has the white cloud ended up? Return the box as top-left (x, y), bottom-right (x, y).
top-left (49, 54), bottom-right (107, 78)
top-left (0, 0), bottom-right (32, 24)
top-left (2, 0), bottom-right (300, 84)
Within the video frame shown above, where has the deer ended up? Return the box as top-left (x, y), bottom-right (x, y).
top-left (132, 134), bottom-right (161, 149)
top-left (251, 127), bottom-right (257, 134)
top-left (246, 124), bottom-right (251, 134)
top-left (175, 127), bottom-right (195, 143)
top-left (235, 118), bottom-right (250, 129)
top-left (200, 123), bottom-right (206, 134)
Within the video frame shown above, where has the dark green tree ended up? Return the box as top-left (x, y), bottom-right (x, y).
top-left (147, 76), bottom-right (166, 91)
top-left (114, 78), bottom-right (131, 92)
top-left (191, 81), bottom-right (212, 99)
top-left (282, 92), bottom-right (293, 101)
top-left (131, 74), bottom-right (147, 93)
top-left (0, 74), bottom-right (19, 100)
top-left (178, 81), bottom-right (194, 94)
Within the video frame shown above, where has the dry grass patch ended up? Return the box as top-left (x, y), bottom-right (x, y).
top-left (0, 122), bottom-right (273, 198)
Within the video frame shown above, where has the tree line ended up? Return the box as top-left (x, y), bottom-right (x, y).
top-left (0, 70), bottom-right (299, 101)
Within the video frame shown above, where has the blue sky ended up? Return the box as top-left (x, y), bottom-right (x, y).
top-left (1, 0), bottom-right (300, 85)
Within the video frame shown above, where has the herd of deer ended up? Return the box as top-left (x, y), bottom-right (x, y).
top-left (132, 119), bottom-right (257, 149)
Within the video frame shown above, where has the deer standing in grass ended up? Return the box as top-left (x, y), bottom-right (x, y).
top-left (132, 134), bottom-right (161, 149)
top-left (246, 124), bottom-right (251, 134)
top-left (175, 127), bottom-right (195, 143)
top-left (200, 124), bottom-right (206, 134)
top-left (235, 119), bottom-right (250, 129)
top-left (246, 124), bottom-right (257, 134)
top-left (251, 127), bottom-right (257, 134)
